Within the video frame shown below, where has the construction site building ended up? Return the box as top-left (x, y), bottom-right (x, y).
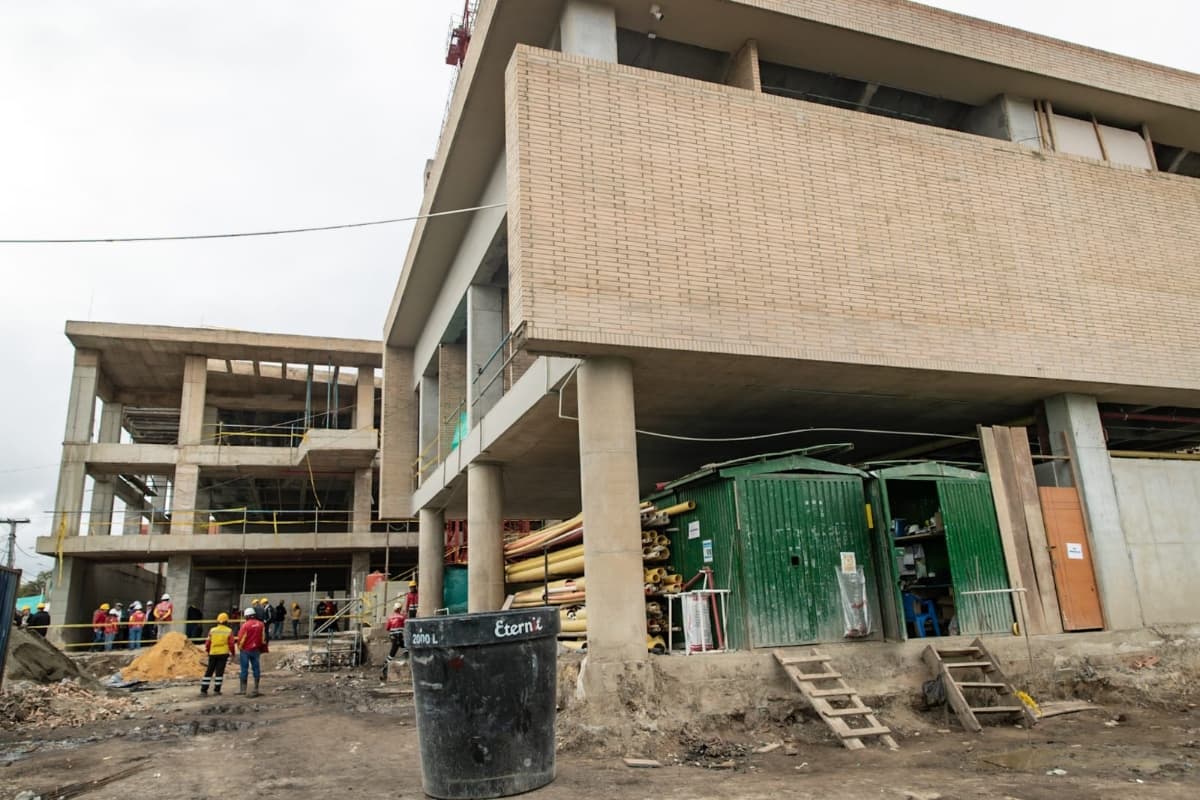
top-left (381, 0), bottom-right (1200, 675)
top-left (37, 322), bottom-right (409, 645)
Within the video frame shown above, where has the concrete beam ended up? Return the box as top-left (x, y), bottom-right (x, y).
top-left (559, 0), bottom-right (617, 62)
top-left (37, 531), bottom-right (417, 559)
top-left (467, 284), bottom-right (504, 427)
top-left (47, 557), bottom-right (87, 646)
top-left (417, 507), bottom-right (446, 617)
top-left (164, 554), bottom-right (201, 631)
top-left (379, 346), bottom-right (418, 519)
top-left (179, 355), bottom-right (208, 445)
top-left (1045, 394), bottom-right (1144, 630)
top-left (466, 463), bottom-right (504, 612)
top-left (577, 357), bottom-right (645, 663)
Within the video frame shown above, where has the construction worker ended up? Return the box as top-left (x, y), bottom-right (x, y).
top-left (103, 609), bottom-right (120, 651)
top-left (236, 606), bottom-right (267, 697)
top-left (272, 600), bottom-right (286, 640)
top-left (128, 601), bottom-right (145, 649)
top-left (290, 602), bottom-right (302, 639)
top-left (404, 580), bottom-right (419, 618)
top-left (27, 603), bottom-right (50, 637)
top-left (201, 612), bottom-right (236, 696)
top-left (153, 593), bottom-right (174, 632)
top-left (381, 601), bottom-right (407, 681)
top-left (14, 606), bottom-right (29, 629)
top-left (92, 603), bottom-right (110, 650)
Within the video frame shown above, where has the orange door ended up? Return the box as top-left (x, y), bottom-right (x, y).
top-left (1039, 487), bottom-right (1104, 631)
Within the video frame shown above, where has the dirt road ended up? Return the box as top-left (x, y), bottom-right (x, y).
top-left (2, 659), bottom-right (1196, 800)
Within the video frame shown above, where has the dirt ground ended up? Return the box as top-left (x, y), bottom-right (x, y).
top-left (1, 641), bottom-right (1197, 800)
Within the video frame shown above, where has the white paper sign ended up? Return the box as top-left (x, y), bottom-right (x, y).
top-left (1066, 543), bottom-right (1084, 560)
top-left (702, 540), bottom-right (714, 563)
top-left (840, 551), bottom-right (857, 574)
top-left (688, 520), bottom-right (700, 540)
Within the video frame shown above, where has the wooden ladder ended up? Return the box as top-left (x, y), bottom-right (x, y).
top-left (922, 638), bottom-right (1038, 732)
top-left (773, 650), bottom-right (899, 751)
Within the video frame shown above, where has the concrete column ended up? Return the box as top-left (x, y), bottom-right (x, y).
top-left (559, 0), bottom-right (618, 62)
top-left (418, 374), bottom-right (440, 477)
top-left (1045, 394), bottom-right (1143, 630)
top-left (98, 400), bottom-right (123, 443)
top-left (466, 284), bottom-right (504, 427)
top-left (178, 354), bottom-right (208, 445)
top-left (52, 349), bottom-right (100, 539)
top-left (466, 463), bottom-right (504, 612)
top-left (726, 39), bottom-right (761, 92)
top-left (578, 357), bottom-right (646, 663)
top-left (149, 476), bottom-right (170, 535)
top-left (48, 556), bottom-right (88, 647)
top-left (164, 554), bottom-right (198, 631)
top-left (379, 346), bottom-right (417, 520)
top-left (169, 464), bottom-right (200, 536)
top-left (355, 366), bottom-right (376, 430)
top-left (438, 344), bottom-right (467, 459)
top-left (350, 551), bottom-right (371, 595)
top-left (418, 507), bottom-right (446, 617)
top-left (201, 406), bottom-right (219, 444)
top-left (352, 467), bottom-right (373, 533)
top-left (89, 480), bottom-right (116, 536)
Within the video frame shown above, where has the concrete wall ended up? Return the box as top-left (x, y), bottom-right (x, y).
top-left (1110, 458), bottom-right (1200, 625)
top-left (505, 47), bottom-right (1200, 392)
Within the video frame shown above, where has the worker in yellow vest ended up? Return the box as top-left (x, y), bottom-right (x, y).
top-left (201, 612), bottom-right (237, 696)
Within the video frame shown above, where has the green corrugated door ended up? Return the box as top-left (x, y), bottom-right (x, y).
top-left (937, 480), bottom-right (1014, 634)
top-left (671, 481), bottom-right (748, 650)
top-left (740, 475), bottom-right (874, 647)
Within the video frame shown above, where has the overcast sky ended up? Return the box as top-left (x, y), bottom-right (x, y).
top-left (1, 1), bottom-right (1197, 578)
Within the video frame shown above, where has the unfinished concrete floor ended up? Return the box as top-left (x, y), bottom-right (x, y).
top-left (1, 637), bottom-right (1197, 799)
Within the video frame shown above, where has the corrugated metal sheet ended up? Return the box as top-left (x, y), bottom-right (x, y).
top-left (740, 475), bottom-right (874, 647)
top-left (0, 566), bottom-right (21, 685)
top-left (669, 481), bottom-right (749, 649)
top-left (938, 480), bottom-right (1014, 634)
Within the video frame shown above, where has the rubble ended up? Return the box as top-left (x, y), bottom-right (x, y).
top-left (121, 632), bottom-right (206, 681)
top-left (0, 679), bottom-right (135, 730)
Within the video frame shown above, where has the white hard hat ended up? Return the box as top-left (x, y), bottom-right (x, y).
top-left (161, 593), bottom-right (170, 600)
top-left (394, 602), bottom-right (403, 610)
top-left (131, 601), bottom-right (142, 610)
top-left (244, 607), bottom-right (256, 617)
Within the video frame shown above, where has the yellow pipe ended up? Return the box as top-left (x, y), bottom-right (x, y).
top-left (506, 555), bottom-right (585, 583)
top-left (1109, 450), bottom-right (1200, 461)
top-left (505, 544), bottom-right (585, 576)
top-left (659, 501), bottom-right (696, 517)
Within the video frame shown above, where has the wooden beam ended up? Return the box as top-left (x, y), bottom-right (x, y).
top-left (1006, 426), bottom-right (1063, 633)
top-left (992, 427), bottom-right (1049, 635)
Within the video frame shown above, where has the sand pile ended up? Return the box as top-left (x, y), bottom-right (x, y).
top-left (121, 632), bottom-right (207, 681)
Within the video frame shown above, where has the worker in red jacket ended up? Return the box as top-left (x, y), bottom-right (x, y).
top-left (380, 601), bottom-right (407, 681)
top-left (236, 606), bottom-right (267, 697)
top-left (153, 593), bottom-right (174, 632)
top-left (404, 581), bottom-right (419, 618)
top-left (128, 602), bottom-right (146, 650)
top-left (91, 603), bottom-right (110, 651)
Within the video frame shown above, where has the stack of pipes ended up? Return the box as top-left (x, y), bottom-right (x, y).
top-left (502, 501), bottom-right (695, 653)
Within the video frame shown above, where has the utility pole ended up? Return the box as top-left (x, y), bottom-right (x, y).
top-left (2, 518), bottom-right (31, 569)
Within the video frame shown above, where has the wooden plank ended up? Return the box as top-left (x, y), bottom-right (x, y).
top-left (821, 707), bottom-right (873, 717)
top-left (977, 426), bottom-right (1035, 630)
top-left (943, 661), bottom-right (994, 669)
top-left (958, 681), bottom-right (1006, 689)
top-left (1007, 426), bottom-right (1064, 633)
top-left (790, 671), bottom-right (844, 681)
top-left (934, 646), bottom-right (981, 656)
top-left (808, 688), bottom-right (855, 697)
top-left (973, 637), bottom-right (1038, 728)
top-left (988, 426), bottom-right (1049, 635)
top-left (836, 725), bottom-right (892, 738)
top-left (778, 655), bottom-right (831, 664)
top-left (970, 706), bottom-right (1024, 714)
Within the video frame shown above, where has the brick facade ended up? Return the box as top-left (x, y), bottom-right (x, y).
top-left (506, 47), bottom-right (1200, 393)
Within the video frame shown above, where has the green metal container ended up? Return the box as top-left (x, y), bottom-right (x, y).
top-left (663, 450), bottom-right (877, 650)
top-left (870, 463), bottom-right (1014, 638)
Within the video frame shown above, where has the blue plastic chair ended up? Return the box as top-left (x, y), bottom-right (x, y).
top-left (903, 592), bottom-right (941, 638)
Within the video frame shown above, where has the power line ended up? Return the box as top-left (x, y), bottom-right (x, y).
top-left (0, 202), bottom-right (507, 244)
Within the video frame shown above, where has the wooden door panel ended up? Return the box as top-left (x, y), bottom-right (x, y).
top-left (1039, 486), bottom-right (1104, 631)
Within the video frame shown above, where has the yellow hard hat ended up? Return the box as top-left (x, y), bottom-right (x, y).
top-left (408, 581), bottom-right (417, 588)
top-left (19, 606), bottom-right (28, 612)
top-left (36, 603), bottom-right (46, 610)
top-left (217, 612), bottom-right (229, 623)
top-left (100, 603), bottom-right (110, 611)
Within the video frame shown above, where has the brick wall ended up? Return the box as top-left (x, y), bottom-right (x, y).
top-left (505, 47), bottom-right (1200, 393)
